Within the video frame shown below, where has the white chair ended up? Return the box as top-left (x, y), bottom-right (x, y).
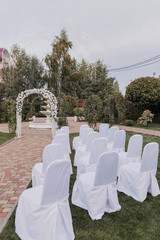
top-left (16, 160), bottom-right (75, 240)
top-left (99, 123), bottom-right (109, 137)
top-left (107, 130), bottom-right (126, 153)
top-left (74, 130), bottom-right (98, 166)
top-left (53, 133), bottom-right (71, 155)
top-left (72, 152), bottom-right (121, 220)
top-left (72, 124), bottom-right (89, 150)
top-left (32, 143), bottom-right (64, 187)
top-left (118, 134), bottom-right (143, 172)
top-left (77, 127), bottom-right (93, 147)
top-left (61, 126), bottom-right (69, 133)
top-left (56, 129), bottom-right (71, 153)
top-left (52, 133), bottom-right (72, 173)
top-left (84, 131), bottom-right (99, 152)
top-left (77, 137), bottom-right (108, 177)
top-left (117, 142), bottom-right (160, 202)
top-left (107, 126), bottom-right (119, 144)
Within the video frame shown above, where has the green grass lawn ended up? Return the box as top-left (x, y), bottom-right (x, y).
top-left (1, 132), bottom-right (160, 240)
top-left (0, 132), bottom-right (15, 145)
top-left (124, 122), bottom-right (160, 131)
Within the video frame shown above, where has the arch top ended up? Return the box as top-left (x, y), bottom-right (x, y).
top-left (16, 88), bottom-right (57, 118)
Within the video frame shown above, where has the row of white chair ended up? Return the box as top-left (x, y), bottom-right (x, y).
top-left (15, 126), bottom-right (75, 240)
top-left (74, 125), bottom-right (125, 173)
top-left (32, 126), bottom-right (72, 187)
top-left (72, 124), bottom-right (160, 220)
top-left (15, 123), bottom-right (160, 238)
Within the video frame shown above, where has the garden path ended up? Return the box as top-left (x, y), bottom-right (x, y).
top-left (0, 122), bottom-right (52, 232)
top-left (0, 118), bottom-right (160, 232)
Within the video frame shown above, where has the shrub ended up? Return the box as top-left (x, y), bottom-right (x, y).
top-left (137, 110), bottom-right (154, 126)
top-left (57, 116), bottom-right (68, 128)
top-left (84, 95), bottom-right (103, 129)
top-left (115, 92), bottom-right (126, 124)
top-left (126, 76), bottom-right (160, 118)
top-left (125, 101), bottom-right (143, 121)
top-left (73, 107), bottom-right (84, 121)
top-left (105, 94), bottom-right (116, 125)
top-left (3, 97), bottom-right (16, 133)
top-left (125, 119), bottom-right (134, 126)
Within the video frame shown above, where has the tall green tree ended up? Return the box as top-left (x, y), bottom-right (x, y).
top-left (89, 60), bottom-right (114, 99)
top-left (114, 81), bottom-right (120, 93)
top-left (76, 60), bottom-right (114, 101)
top-left (84, 95), bottom-right (103, 128)
top-left (2, 44), bottom-right (44, 99)
top-left (24, 55), bottom-right (44, 90)
top-left (74, 59), bottom-right (92, 100)
top-left (45, 29), bottom-right (79, 97)
top-left (2, 45), bottom-right (45, 121)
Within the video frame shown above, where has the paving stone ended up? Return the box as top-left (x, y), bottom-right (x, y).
top-left (2, 208), bottom-right (11, 213)
top-left (0, 122), bottom-right (52, 231)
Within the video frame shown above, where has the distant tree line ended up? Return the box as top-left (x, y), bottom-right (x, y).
top-left (0, 28), bottom-right (160, 130)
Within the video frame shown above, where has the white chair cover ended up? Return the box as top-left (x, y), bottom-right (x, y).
top-left (72, 152), bottom-right (121, 220)
top-left (77, 137), bottom-right (108, 177)
top-left (55, 129), bottom-right (71, 153)
top-left (99, 123), bottom-right (109, 137)
top-left (61, 126), bottom-right (69, 133)
top-left (86, 131), bottom-right (99, 152)
top-left (117, 142), bottom-right (160, 202)
top-left (72, 124), bottom-right (88, 150)
top-left (107, 126), bottom-right (119, 143)
top-left (52, 133), bottom-right (72, 173)
top-left (78, 127), bottom-right (93, 146)
top-left (16, 160), bottom-right (75, 240)
top-left (107, 130), bottom-right (126, 153)
top-left (74, 131), bottom-right (99, 166)
top-left (56, 128), bottom-right (69, 135)
top-left (53, 133), bottom-right (71, 155)
top-left (32, 143), bottom-right (64, 187)
top-left (118, 134), bottom-right (143, 172)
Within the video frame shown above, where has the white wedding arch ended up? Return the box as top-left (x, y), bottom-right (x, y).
top-left (16, 88), bottom-right (57, 138)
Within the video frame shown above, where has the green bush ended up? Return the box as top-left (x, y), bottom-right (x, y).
top-left (35, 112), bottom-right (46, 118)
top-left (57, 116), bottom-right (68, 128)
top-left (84, 95), bottom-right (103, 128)
top-left (125, 119), bottom-right (134, 126)
top-left (126, 76), bottom-right (160, 118)
top-left (2, 97), bottom-right (16, 133)
top-left (125, 101), bottom-right (143, 121)
top-left (115, 92), bottom-right (126, 124)
top-left (104, 94), bottom-right (116, 125)
top-left (73, 107), bottom-right (84, 121)
top-left (65, 99), bottom-right (75, 116)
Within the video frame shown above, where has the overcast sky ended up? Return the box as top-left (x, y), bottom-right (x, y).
top-left (1, 0), bottom-right (160, 94)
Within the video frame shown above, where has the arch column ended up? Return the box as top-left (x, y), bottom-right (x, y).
top-left (16, 113), bottom-right (22, 138)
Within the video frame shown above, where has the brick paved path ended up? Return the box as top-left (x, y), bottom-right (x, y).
top-left (0, 122), bottom-right (52, 232)
top-left (0, 118), bottom-right (160, 232)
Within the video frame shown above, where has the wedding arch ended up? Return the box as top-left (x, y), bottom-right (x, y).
top-left (16, 88), bottom-right (57, 138)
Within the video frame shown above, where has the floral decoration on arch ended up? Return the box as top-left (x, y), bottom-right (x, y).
top-left (16, 88), bottom-right (57, 118)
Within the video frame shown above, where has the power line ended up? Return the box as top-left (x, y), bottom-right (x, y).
top-left (109, 54), bottom-right (160, 72)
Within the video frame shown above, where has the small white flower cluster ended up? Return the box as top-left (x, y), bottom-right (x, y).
top-left (16, 88), bottom-right (57, 119)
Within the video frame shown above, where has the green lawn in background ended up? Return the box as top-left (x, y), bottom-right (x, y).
top-left (124, 122), bottom-right (160, 131)
top-left (1, 132), bottom-right (160, 240)
top-left (0, 132), bottom-right (15, 145)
